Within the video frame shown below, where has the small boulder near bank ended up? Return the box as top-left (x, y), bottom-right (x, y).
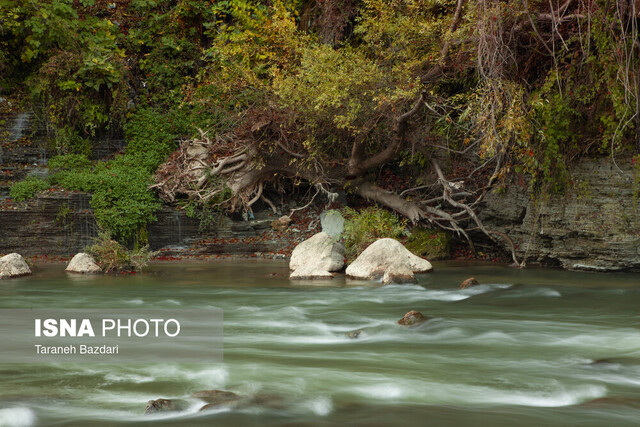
top-left (289, 232), bottom-right (345, 280)
top-left (0, 253), bottom-right (31, 279)
top-left (65, 253), bottom-right (102, 274)
top-left (345, 238), bottom-right (432, 282)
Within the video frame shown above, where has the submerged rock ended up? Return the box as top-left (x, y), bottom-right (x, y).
top-left (289, 232), bottom-right (345, 280)
top-left (0, 253), bottom-right (31, 279)
top-left (65, 253), bottom-right (102, 274)
top-left (345, 238), bottom-right (432, 282)
top-left (460, 277), bottom-right (479, 289)
top-left (193, 390), bottom-right (244, 411)
top-left (397, 310), bottom-right (428, 326)
top-left (192, 389), bottom-right (241, 404)
top-left (346, 329), bottom-right (363, 339)
top-left (579, 397), bottom-right (640, 409)
top-left (144, 398), bottom-right (181, 414)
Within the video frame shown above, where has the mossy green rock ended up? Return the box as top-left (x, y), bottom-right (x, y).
top-left (405, 228), bottom-right (451, 260)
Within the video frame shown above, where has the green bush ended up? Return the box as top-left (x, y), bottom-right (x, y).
top-left (342, 206), bottom-right (408, 262)
top-left (9, 176), bottom-right (50, 201)
top-left (405, 228), bottom-right (451, 260)
top-left (45, 107), bottom-right (197, 243)
top-left (86, 231), bottom-right (153, 273)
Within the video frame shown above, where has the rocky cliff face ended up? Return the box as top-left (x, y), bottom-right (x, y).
top-left (481, 158), bottom-right (640, 271)
top-left (0, 192), bottom-right (201, 255)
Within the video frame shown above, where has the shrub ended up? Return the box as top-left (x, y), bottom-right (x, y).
top-left (9, 176), bottom-right (50, 201)
top-left (405, 228), bottom-right (451, 260)
top-left (86, 231), bottom-right (153, 273)
top-left (342, 206), bottom-right (408, 262)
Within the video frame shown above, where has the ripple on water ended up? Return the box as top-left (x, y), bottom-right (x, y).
top-left (348, 380), bottom-right (606, 408)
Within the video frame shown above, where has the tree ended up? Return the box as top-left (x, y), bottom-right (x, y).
top-left (151, 0), bottom-right (640, 265)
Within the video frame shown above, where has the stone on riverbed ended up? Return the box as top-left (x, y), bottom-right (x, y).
top-left (397, 310), bottom-right (428, 326)
top-left (65, 253), bottom-right (102, 274)
top-left (289, 232), bottom-right (345, 280)
top-left (192, 390), bottom-right (244, 411)
top-left (144, 398), bottom-right (185, 414)
top-left (459, 277), bottom-right (479, 289)
top-left (345, 238), bottom-right (432, 282)
top-left (346, 329), bottom-right (363, 339)
top-left (0, 253), bottom-right (31, 279)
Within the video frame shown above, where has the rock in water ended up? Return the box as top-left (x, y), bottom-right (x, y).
top-left (65, 253), bottom-right (102, 274)
top-left (397, 310), bottom-right (428, 326)
top-left (0, 253), bottom-right (31, 279)
top-left (192, 390), bottom-right (244, 411)
top-left (460, 277), bottom-right (479, 289)
top-left (345, 238), bottom-right (432, 281)
top-left (289, 232), bottom-right (345, 279)
top-left (320, 210), bottom-right (344, 238)
top-left (271, 215), bottom-right (292, 232)
top-left (346, 329), bottom-right (363, 339)
top-left (382, 264), bottom-right (416, 285)
top-left (144, 398), bottom-right (177, 414)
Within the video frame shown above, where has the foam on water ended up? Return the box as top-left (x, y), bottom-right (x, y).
top-left (348, 380), bottom-right (607, 408)
top-left (302, 396), bottom-right (333, 416)
top-left (0, 407), bottom-right (36, 427)
top-left (103, 372), bottom-right (156, 384)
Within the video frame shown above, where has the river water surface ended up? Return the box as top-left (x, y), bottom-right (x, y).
top-left (1, 261), bottom-right (640, 426)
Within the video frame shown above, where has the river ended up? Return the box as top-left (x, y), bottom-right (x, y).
top-left (1, 261), bottom-right (639, 426)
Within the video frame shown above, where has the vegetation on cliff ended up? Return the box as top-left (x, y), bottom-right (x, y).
top-left (2, 0), bottom-right (639, 254)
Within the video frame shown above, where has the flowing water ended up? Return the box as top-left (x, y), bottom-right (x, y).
top-left (1, 261), bottom-right (640, 426)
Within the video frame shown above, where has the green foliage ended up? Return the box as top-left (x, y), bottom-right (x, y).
top-left (182, 200), bottom-right (220, 234)
top-left (86, 231), bottom-right (153, 273)
top-left (9, 176), bottom-right (49, 201)
top-left (123, 107), bottom-right (184, 171)
top-left (342, 206), bottom-right (408, 262)
top-left (405, 228), bottom-right (451, 260)
top-left (45, 107), bottom-right (192, 242)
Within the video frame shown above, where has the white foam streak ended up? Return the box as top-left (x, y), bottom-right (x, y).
top-left (0, 408), bottom-right (36, 427)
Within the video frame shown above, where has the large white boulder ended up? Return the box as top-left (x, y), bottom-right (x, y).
top-left (346, 238), bottom-right (432, 282)
top-left (0, 253), bottom-right (31, 279)
top-left (65, 253), bottom-right (102, 274)
top-left (289, 232), bottom-right (344, 279)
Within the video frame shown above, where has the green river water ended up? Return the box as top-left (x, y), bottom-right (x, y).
top-left (1, 261), bottom-right (640, 426)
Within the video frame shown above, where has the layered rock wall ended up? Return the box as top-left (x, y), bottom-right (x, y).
top-left (481, 159), bottom-right (640, 271)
